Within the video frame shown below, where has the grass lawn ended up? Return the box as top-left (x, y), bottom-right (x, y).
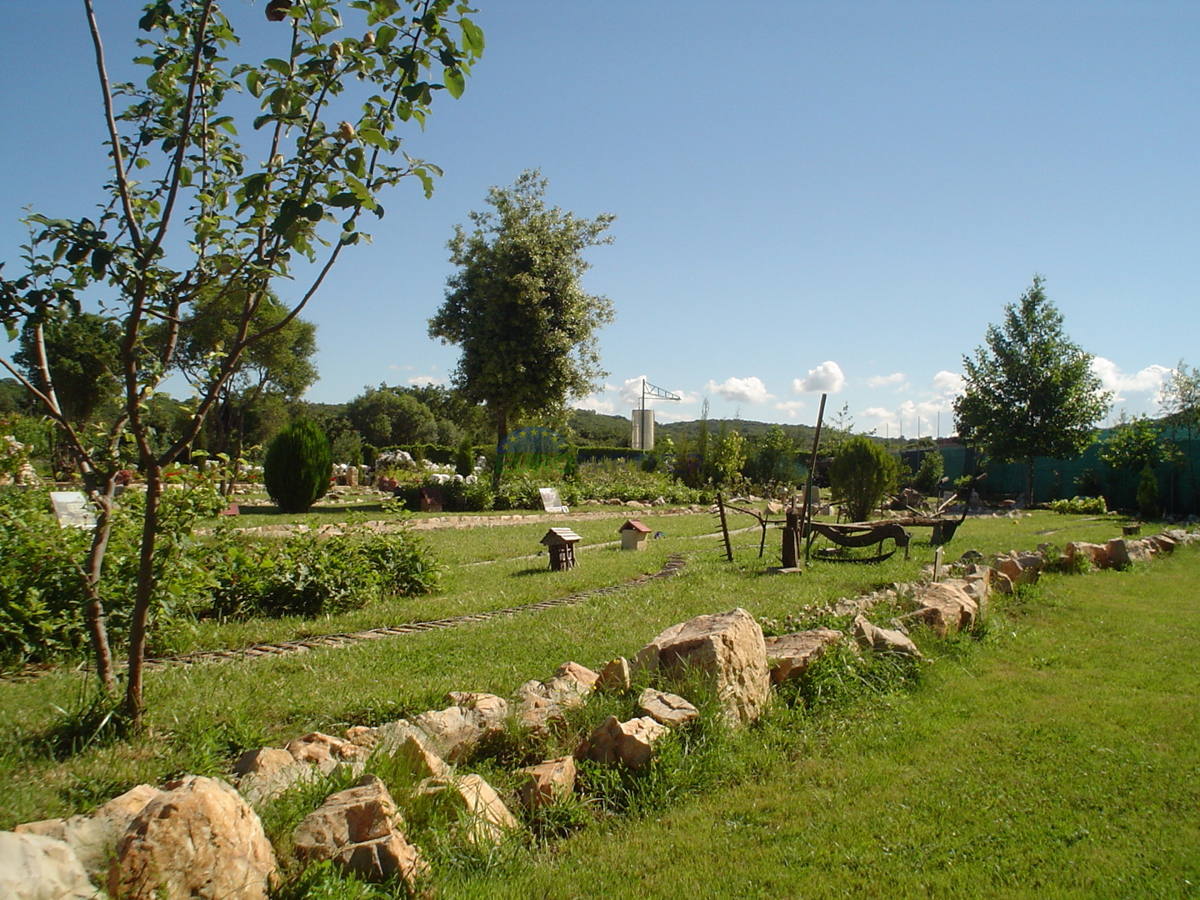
top-left (440, 539), bottom-right (1200, 899)
top-left (3, 508), bottom-right (1190, 900)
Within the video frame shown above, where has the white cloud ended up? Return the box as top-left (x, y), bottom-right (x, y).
top-left (793, 361), bottom-right (845, 394)
top-left (1091, 358), bottom-right (1171, 403)
top-left (406, 375), bottom-right (442, 387)
top-left (704, 375), bottom-right (772, 404)
top-left (867, 372), bottom-right (905, 388)
top-left (773, 400), bottom-right (807, 419)
top-left (861, 406), bottom-right (892, 420)
top-left (574, 394), bottom-right (616, 415)
top-left (932, 371), bottom-right (965, 395)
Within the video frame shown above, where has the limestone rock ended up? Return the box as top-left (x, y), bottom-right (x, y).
top-left (429, 774), bottom-right (519, 846)
top-left (596, 657), bottom-right (632, 692)
top-left (555, 661), bottom-right (599, 691)
top-left (638, 688), bottom-right (700, 726)
top-left (293, 775), bottom-right (427, 889)
top-left (390, 733), bottom-right (452, 781)
top-left (515, 756), bottom-right (577, 811)
top-left (108, 776), bottom-right (277, 900)
top-left (233, 747), bottom-right (296, 779)
top-left (1065, 541), bottom-right (1110, 569)
top-left (634, 608), bottom-right (770, 726)
top-left (911, 582), bottom-right (978, 637)
top-left (446, 692), bottom-right (508, 735)
top-left (579, 715), bottom-right (669, 769)
top-left (411, 705), bottom-right (487, 763)
top-left (0, 831), bottom-right (99, 900)
top-left (763, 629), bottom-right (842, 684)
top-left (853, 615), bottom-right (922, 658)
top-left (15, 784), bottom-right (159, 883)
top-left (287, 732), bottom-right (370, 774)
top-left (344, 726), bottom-right (380, 749)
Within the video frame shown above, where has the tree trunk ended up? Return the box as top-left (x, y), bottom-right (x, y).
top-left (492, 408), bottom-right (508, 490)
top-left (1026, 457), bottom-right (1035, 505)
top-left (81, 485), bottom-right (118, 693)
top-left (123, 464), bottom-right (163, 727)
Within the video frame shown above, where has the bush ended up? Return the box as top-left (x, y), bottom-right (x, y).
top-left (264, 419), bottom-right (332, 513)
top-left (1048, 496), bottom-right (1108, 515)
top-left (1137, 465), bottom-right (1160, 520)
top-left (828, 437), bottom-right (899, 522)
top-left (913, 451), bottom-right (945, 494)
top-left (208, 526), bottom-right (440, 619)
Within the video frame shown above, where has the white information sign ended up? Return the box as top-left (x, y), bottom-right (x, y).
top-left (50, 491), bottom-right (97, 530)
top-left (539, 487), bottom-right (569, 514)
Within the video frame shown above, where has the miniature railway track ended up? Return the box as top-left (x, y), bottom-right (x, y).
top-left (131, 553), bottom-right (687, 671)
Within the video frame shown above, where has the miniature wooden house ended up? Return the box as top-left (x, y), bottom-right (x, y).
top-left (618, 519), bottom-right (651, 551)
top-left (540, 527), bottom-right (582, 571)
top-left (419, 486), bottom-right (444, 512)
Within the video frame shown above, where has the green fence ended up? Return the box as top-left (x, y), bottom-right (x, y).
top-left (915, 428), bottom-right (1200, 515)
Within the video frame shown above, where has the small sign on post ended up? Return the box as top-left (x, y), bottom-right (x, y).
top-left (50, 491), bottom-right (97, 530)
top-left (539, 487), bottom-right (569, 514)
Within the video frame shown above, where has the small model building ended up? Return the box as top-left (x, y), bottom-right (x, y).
top-left (540, 527), bottom-right (582, 571)
top-left (618, 519), bottom-right (651, 551)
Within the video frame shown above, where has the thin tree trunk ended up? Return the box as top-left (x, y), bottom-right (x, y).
top-left (81, 485), bottom-right (118, 693)
top-left (123, 464), bottom-right (163, 727)
top-left (1026, 457), bottom-right (1035, 505)
top-left (492, 409), bottom-right (507, 490)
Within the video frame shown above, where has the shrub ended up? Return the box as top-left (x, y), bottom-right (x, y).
top-left (208, 526), bottom-right (440, 619)
top-left (913, 451), bottom-right (945, 494)
top-left (1048, 496), bottom-right (1107, 515)
top-left (263, 419), bottom-right (332, 514)
top-left (1137, 465), bottom-right (1160, 520)
top-left (828, 437), bottom-right (899, 522)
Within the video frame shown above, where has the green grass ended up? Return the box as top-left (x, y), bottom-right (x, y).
top-left (0, 509), bottom-right (1179, 900)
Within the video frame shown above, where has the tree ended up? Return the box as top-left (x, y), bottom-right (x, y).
top-left (344, 384), bottom-right (439, 447)
top-left (0, 0), bottom-right (482, 726)
top-left (1161, 360), bottom-right (1200, 512)
top-left (170, 287), bottom-right (318, 479)
top-left (428, 170), bottom-right (615, 483)
top-left (953, 276), bottom-right (1110, 503)
top-left (828, 436), bottom-right (899, 523)
top-left (13, 310), bottom-right (122, 425)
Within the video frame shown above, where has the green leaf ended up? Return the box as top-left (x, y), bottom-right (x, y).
top-left (134, 157), bottom-right (151, 170)
top-left (246, 69), bottom-right (264, 98)
top-left (263, 58), bottom-right (292, 76)
top-left (329, 192), bottom-right (358, 208)
top-left (443, 68), bottom-right (465, 99)
top-left (460, 18), bottom-right (485, 55)
top-left (358, 128), bottom-right (389, 149)
top-left (345, 147), bottom-right (366, 177)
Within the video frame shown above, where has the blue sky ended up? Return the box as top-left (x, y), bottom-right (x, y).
top-left (2, 1), bottom-right (1197, 438)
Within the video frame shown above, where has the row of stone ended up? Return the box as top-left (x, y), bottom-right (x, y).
top-left (6, 527), bottom-right (1195, 898)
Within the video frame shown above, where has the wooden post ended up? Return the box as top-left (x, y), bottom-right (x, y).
top-left (782, 509), bottom-right (799, 568)
top-left (716, 492), bottom-right (734, 562)
top-left (801, 393), bottom-right (828, 564)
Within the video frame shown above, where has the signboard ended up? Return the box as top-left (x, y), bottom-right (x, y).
top-left (539, 487), bottom-right (569, 514)
top-left (50, 491), bottom-right (97, 529)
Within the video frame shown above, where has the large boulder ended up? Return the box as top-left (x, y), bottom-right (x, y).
top-left (763, 629), bottom-right (842, 684)
top-left (108, 776), bottom-right (277, 900)
top-left (15, 784), bottom-right (159, 883)
top-left (293, 775), bottom-right (427, 889)
top-left (634, 608), bottom-right (770, 726)
top-left (232, 748), bottom-right (322, 807)
top-left (911, 582), bottom-right (978, 637)
top-left (0, 831), bottom-right (99, 900)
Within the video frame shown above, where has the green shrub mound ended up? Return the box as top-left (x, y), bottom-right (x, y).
top-left (829, 436), bottom-right (900, 522)
top-left (264, 419), bottom-right (333, 514)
